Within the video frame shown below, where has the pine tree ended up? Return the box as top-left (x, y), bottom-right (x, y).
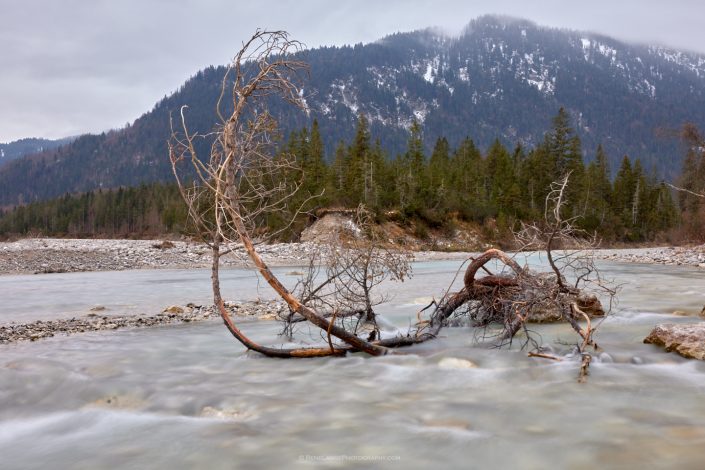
top-left (308, 120), bottom-right (327, 193)
top-left (428, 137), bottom-right (450, 208)
top-left (631, 159), bottom-right (647, 230)
top-left (651, 183), bottom-right (679, 234)
top-left (328, 141), bottom-right (348, 205)
top-left (544, 108), bottom-right (585, 216)
top-left (397, 120), bottom-right (427, 213)
top-left (449, 137), bottom-right (485, 219)
top-left (367, 138), bottom-right (389, 209)
top-left (612, 156), bottom-right (636, 237)
top-left (346, 113), bottom-right (372, 205)
top-left (582, 144), bottom-right (613, 231)
top-left (485, 139), bottom-right (518, 216)
top-left (523, 138), bottom-right (560, 215)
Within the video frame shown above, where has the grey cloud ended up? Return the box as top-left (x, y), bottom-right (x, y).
top-left (1, 0), bottom-right (704, 141)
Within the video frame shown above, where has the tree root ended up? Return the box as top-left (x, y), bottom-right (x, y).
top-left (217, 246), bottom-right (605, 385)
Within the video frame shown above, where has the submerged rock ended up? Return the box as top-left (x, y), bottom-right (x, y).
top-left (644, 323), bottom-right (705, 360)
top-left (88, 394), bottom-right (146, 410)
top-left (438, 357), bottom-right (478, 369)
top-left (200, 406), bottom-right (254, 421)
top-left (163, 305), bottom-right (185, 314)
top-left (529, 292), bottom-right (605, 323)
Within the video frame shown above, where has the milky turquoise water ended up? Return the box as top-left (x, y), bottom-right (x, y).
top-left (1, 258), bottom-right (704, 469)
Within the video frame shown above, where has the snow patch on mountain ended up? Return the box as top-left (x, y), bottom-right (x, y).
top-left (413, 55), bottom-right (440, 84)
top-left (650, 47), bottom-right (705, 77)
top-left (458, 66), bottom-right (469, 82)
top-left (329, 78), bottom-right (359, 115)
top-left (306, 17), bottom-right (705, 140)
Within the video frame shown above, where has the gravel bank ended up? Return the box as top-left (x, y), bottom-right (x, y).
top-left (0, 238), bottom-right (477, 275)
top-left (0, 300), bottom-right (287, 344)
top-left (3, 238), bottom-right (704, 345)
top-left (595, 244), bottom-right (705, 268)
top-left (0, 238), bottom-right (326, 275)
top-left (3, 238), bottom-right (705, 276)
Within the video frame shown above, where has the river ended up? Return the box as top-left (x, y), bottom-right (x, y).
top-left (1, 257), bottom-right (704, 469)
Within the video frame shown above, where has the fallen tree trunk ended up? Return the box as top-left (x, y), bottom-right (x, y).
top-left (213, 244), bottom-right (604, 360)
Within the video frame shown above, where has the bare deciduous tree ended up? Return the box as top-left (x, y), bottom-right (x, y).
top-left (282, 205), bottom-right (413, 341)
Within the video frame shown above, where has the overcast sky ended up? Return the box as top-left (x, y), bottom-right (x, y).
top-left (2, 0), bottom-right (705, 142)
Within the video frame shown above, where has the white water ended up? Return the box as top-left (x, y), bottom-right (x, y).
top-left (1, 258), bottom-right (705, 469)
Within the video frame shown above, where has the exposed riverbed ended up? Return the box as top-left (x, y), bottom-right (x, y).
top-left (4, 238), bottom-right (704, 277)
top-left (1, 257), bottom-right (705, 469)
top-left (0, 238), bottom-right (475, 275)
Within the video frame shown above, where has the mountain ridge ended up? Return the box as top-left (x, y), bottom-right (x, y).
top-left (1, 15), bottom-right (704, 206)
top-left (0, 137), bottom-right (75, 169)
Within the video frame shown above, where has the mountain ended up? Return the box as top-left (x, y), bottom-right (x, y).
top-left (0, 137), bottom-right (74, 168)
top-left (2, 15), bottom-right (705, 206)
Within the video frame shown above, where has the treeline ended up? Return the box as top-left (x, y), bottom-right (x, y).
top-left (0, 183), bottom-right (188, 237)
top-left (282, 108), bottom-right (677, 242)
top-left (0, 109), bottom-right (680, 242)
top-left (676, 123), bottom-right (705, 241)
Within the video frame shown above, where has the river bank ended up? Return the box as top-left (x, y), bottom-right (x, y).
top-left (0, 237), bottom-right (476, 275)
top-left (0, 300), bottom-right (286, 344)
top-left (2, 240), bottom-right (704, 350)
top-left (595, 244), bottom-right (705, 268)
top-left (2, 238), bottom-right (705, 276)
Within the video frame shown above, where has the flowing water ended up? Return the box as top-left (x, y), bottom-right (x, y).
top-left (1, 257), bottom-right (705, 469)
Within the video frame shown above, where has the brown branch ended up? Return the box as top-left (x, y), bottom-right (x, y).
top-left (578, 353), bottom-right (592, 383)
top-left (667, 182), bottom-right (705, 198)
top-left (528, 352), bottom-right (563, 361)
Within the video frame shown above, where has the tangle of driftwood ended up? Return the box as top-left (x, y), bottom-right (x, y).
top-left (169, 30), bottom-right (608, 382)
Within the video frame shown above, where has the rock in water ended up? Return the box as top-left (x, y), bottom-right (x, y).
top-left (700, 305), bottom-right (705, 319)
top-left (163, 305), bottom-right (184, 314)
top-left (644, 323), bottom-right (705, 360)
top-left (438, 357), bottom-right (478, 369)
top-left (529, 292), bottom-right (605, 323)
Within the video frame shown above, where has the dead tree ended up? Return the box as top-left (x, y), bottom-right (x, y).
top-left (170, 31), bottom-right (612, 380)
top-left (282, 206), bottom-right (413, 341)
top-left (512, 174), bottom-right (615, 380)
top-left (170, 30), bottom-right (395, 357)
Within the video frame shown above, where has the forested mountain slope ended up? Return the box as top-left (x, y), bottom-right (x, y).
top-left (2, 15), bottom-right (704, 205)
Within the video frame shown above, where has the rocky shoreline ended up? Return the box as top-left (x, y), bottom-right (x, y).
top-left (0, 300), bottom-right (288, 344)
top-left (0, 238), bottom-right (475, 275)
top-left (2, 238), bottom-right (705, 277)
top-left (644, 323), bottom-right (705, 360)
top-left (595, 244), bottom-right (705, 268)
top-left (3, 238), bottom-right (705, 356)
top-left (0, 238), bottom-right (330, 275)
